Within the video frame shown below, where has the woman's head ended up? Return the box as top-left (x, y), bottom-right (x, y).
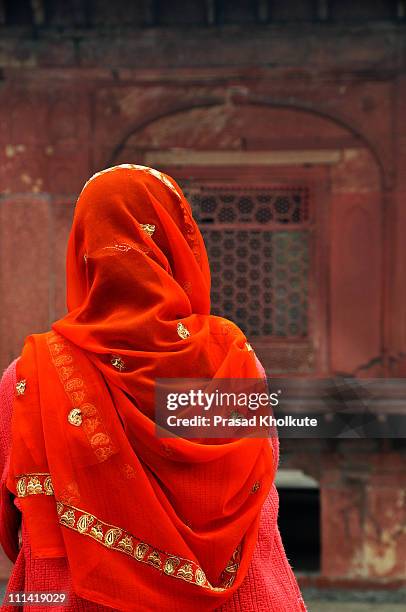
top-left (53, 164), bottom-right (254, 414)
top-left (65, 164), bottom-right (211, 315)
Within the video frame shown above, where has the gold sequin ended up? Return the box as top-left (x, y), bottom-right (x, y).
top-left (83, 253), bottom-right (88, 263)
top-left (251, 481), bottom-right (260, 493)
top-left (16, 379), bottom-right (26, 396)
top-left (68, 407), bottom-right (83, 426)
top-left (245, 342), bottom-right (253, 352)
top-left (111, 355), bottom-right (125, 371)
top-left (140, 223), bottom-right (156, 237)
top-left (177, 322), bottom-right (190, 339)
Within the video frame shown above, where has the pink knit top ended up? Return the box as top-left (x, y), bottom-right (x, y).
top-left (0, 360), bottom-right (306, 611)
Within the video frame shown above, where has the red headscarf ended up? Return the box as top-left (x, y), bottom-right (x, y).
top-left (6, 165), bottom-right (274, 611)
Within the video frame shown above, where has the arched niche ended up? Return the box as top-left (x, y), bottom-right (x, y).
top-left (111, 103), bottom-right (384, 376)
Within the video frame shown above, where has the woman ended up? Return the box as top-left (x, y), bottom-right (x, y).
top-left (0, 165), bottom-right (306, 611)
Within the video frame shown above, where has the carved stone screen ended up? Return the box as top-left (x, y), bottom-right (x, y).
top-left (183, 185), bottom-right (311, 340)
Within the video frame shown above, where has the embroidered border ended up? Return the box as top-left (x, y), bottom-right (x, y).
top-left (55, 500), bottom-right (240, 592)
top-left (47, 331), bottom-right (117, 463)
top-left (14, 475), bottom-right (241, 592)
top-left (81, 165), bottom-right (182, 201)
top-left (15, 473), bottom-right (54, 497)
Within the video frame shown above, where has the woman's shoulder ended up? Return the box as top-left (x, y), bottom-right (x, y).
top-left (0, 359), bottom-right (18, 403)
top-left (0, 359), bottom-right (19, 459)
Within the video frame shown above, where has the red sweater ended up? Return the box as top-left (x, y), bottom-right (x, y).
top-left (0, 360), bottom-right (306, 611)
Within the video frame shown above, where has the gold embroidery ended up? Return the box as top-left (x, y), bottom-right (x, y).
top-left (50, 342), bottom-right (65, 355)
top-left (120, 463), bottom-right (136, 479)
top-left (16, 477), bottom-right (27, 497)
top-left (219, 544), bottom-right (241, 588)
top-left (81, 403), bottom-right (97, 417)
top-left (118, 535), bottom-right (134, 554)
top-left (135, 543), bottom-right (149, 560)
top-left (90, 522), bottom-right (104, 541)
top-left (44, 476), bottom-right (54, 495)
top-left (164, 557), bottom-right (180, 575)
top-left (195, 568), bottom-right (206, 586)
top-left (90, 433), bottom-right (111, 447)
top-left (104, 528), bottom-right (122, 548)
top-left (140, 223), bottom-right (156, 238)
top-left (225, 548), bottom-right (240, 573)
top-left (147, 550), bottom-right (162, 568)
top-left (111, 355), bottom-right (125, 371)
top-left (27, 476), bottom-right (43, 495)
top-left (66, 378), bottom-right (84, 392)
top-left (251, 481), bottom-right (260, 493)
top-left (245, 342), bottom-right (253, 352)
top-left (82, 165), bottom-right (182, 201)
top-left (59, 481), bottom-right (80, 505)
top-left (71, 390), bottom-right (85, 405)
top-left (54, 500), bottom-right (240, 592)
top-left (177, 563), bottom-right (193, 581)
top-left (60, 509), bottom-right (75, 527)
top-left (53, 355), bottom-right (73, 367)
top-left (60, 365), bottom-right (75, 381)
top-left (16, 379), bottom-right (26, 396)
top-left (77, 514), bottom-right (94, 534)
top-left (103, 243), bottom-right (133, 253)
top-left (82, 417), bottom-right (101, 435)
top-left (182, 281), bottom-right (192, 295)
top-left (177, 322), bottom-right (190, 339)
top-left (221, 574), bottom-right (236, 588)
top-left (47, 331), bottom-right (117, 463)
top-left (68, 408), bottom-right (83, 426)
top-left (147, 167), bottom-right (181, 198)
top-left (94, 446), bottom-right (115, 461)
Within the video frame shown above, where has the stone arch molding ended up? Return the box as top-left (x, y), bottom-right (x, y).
top-left (108, 99), bottom-right (385, 378)
top-left (109, 99), bottom-right (384, 190)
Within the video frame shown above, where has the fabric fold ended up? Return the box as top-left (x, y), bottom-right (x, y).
top-left (5, 165), bottom-right (275, 611)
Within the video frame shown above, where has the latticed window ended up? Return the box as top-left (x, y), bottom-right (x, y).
top-left (183, 185), bottom-right (311, 340)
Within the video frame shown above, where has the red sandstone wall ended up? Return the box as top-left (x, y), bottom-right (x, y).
top-left (1, 16), bottom-right (405, 587)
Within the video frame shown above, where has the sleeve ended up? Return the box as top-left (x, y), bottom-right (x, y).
top-left (0, 358), bottom-right (22, 562)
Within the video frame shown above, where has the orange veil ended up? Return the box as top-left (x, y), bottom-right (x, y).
top-left (6, 165), bottom-right (275, 611)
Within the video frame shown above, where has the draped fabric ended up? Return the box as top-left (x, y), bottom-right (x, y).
top-left (5, 165), bottom-right (275, 611)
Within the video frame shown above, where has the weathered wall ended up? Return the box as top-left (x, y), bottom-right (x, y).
top-left (1, 15), bottom-right (405, 587)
